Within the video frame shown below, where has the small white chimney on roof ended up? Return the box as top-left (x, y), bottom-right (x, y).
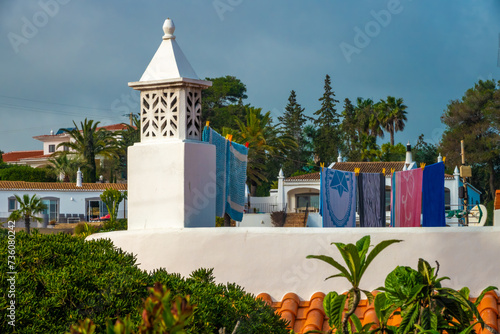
top-left (337, 153), bottom-right (342, 163)
top-left (50, 129), bottom-right (54, 135)
top-left (438, 153), bottom-right (443, 163)
top-left (405, 141), bottom-right (412, 165)
top-left (76, 168), bottom-right (82, 187)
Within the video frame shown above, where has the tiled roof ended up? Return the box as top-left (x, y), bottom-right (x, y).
top-left (258, 291), bottom-right (500, 334)
top-left (285, 162), bottom-right (455, 181)
top-left (0, 181), bottom-right (127, 191)
top-left (2, 150), bottom-right (44, 162)
top-left (332, 161), bottom-right (406, 175)
top-left (285, 172), bottom-right (320, 181)
top-left (97, 123), bottom-right (130, 131)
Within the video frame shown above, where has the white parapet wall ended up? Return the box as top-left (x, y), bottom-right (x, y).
top-left (88, 226), bottom-right (500, 299)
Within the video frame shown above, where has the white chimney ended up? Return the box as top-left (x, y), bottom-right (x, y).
top-left (127, 18), bottom-right (215, 229)
top-left (50, 129), bottom-right (54, 135)
top-left (438, 153), bottom-right (443, 163)
top-left (76, 168), bottom-right (82, 187)
top-left (337, 153), bottom-right (342, 163)
top-left (405, 141), bottom-right (412, 165)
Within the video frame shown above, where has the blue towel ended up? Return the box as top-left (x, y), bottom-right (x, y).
top-left (202, 127), bottom-right (228, 217)
top-left (321, 168), bottom-right (357, 227)
top-left (422, 162), bottom-right (445, 227)
top-left (225, 142), bottom-right (248, 222)
top-left (358, 173), bottom-right (386, 227)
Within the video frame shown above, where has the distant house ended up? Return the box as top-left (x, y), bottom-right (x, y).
top-left (0, 180), bottom-right (127, 224)
top-left (2, 123), bottom-right (129, 168)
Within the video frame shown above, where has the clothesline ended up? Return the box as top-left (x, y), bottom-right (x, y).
top-left (320, 162), bottom-right (445, 228)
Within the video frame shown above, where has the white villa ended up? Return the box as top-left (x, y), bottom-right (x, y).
top-left (2, 123), bottom-right (128, 168)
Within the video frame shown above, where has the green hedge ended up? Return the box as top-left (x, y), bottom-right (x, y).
top-left (0, 165), bottom-right (56, 182)
top-left (0, 230), bottom-right (288, 333)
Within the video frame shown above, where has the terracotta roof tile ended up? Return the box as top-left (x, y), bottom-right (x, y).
top-left (97, 123), bottom-right (129, 131)
top-left (262, 291), bottom-right (500, 334)
top-left (2, 150), bottom-right (44, 162)
top-left (0, 181), bottom-right (127, 191)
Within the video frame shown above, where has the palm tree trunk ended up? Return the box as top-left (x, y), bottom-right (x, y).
top-left (25, 216), bottom-right (30, 234)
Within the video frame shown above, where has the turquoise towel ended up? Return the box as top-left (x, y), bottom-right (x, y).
top-left (225, 141), bottom-right (248, 222)
top-left (202, 127), bottom-right (228, 217)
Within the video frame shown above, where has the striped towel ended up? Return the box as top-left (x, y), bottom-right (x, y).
top-left (358, 173), bottom-right (386, 227)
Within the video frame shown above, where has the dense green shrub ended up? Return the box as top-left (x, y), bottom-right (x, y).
top-left (0, 165), bottom-right (56, 182)
top-left (73, 222), bottom-right (101, 236)
top-left (0, 231), bottom-right (288, 334)
top-left (100, 218), bottom-right (128, 232)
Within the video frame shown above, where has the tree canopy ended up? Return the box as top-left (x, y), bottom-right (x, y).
top-left (440, 79), bottom-right (500, 200)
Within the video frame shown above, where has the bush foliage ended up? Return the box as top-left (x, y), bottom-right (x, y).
top-left (0, 231), bottom-right (288, 334)
top-left (0, 165), bottom-right (56, 182)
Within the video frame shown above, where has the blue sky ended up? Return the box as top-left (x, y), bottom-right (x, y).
top-left (1, 0), bottom-right (499, 156)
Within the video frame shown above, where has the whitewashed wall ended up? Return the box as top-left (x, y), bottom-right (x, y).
top-left (89, 227), bottom-right (500, 300)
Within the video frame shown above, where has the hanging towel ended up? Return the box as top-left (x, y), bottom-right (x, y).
top-left (394, 168), bottom-right (423, 227)
top-left (390, 173), bottom-right (396, 227)
top-left (321, 168), bottom-right (357, 227)
top-left (202, 127), bottom-right (228, 217)
top-left (358, 173), bottom-right (386, 227)
top-left (422, 162), bottom-right (445, 227)
top-left (225, 141), bottom-right (248, 222)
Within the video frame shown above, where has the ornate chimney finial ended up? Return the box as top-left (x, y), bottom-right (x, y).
top-left (163, 18), bottom-right (175, 40)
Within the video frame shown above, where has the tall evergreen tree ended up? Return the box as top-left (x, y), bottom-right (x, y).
top-left (313, 75), bottom-right (341, 165)
top-left (340, 98), bottom-right (362, 161)
top-left (278, 90), bottom-right (308, 175)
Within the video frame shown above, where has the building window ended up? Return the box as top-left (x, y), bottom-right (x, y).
top-left (63, 145), bottom-right (69, 152)
top-left (8, 197), bottom-right (17, 212)
top-left (49, 144), bottom-right (55, 153)
top-left (295, 193), bottom-right (319, 212)
top-left (86, 198), bottom-right (109, 221)
top-left (41, 198), bottom-right (59, 222)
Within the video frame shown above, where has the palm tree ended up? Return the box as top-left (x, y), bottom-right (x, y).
top-left (226, 106), bottom-right (296, 196)
top-left (48, 153), bottom-right (82, 182)
top-left (378, 96), bottom-right (408, 146)
top-left (8, 194), bottom-right (47, 234)
top-left (59, 119), bottom-right (118, 183)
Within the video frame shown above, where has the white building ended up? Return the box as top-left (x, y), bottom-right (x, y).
top-left (0, 180), bottom-right (127, 225)
top-left (2, 123), bottom-right (129, 168)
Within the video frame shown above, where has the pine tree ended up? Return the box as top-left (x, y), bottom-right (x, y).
top-left (278, 90), bottom-right (308, 175)
top-left (313, 75), bottom-right (341, 165)
top-left (340, 98), bottom-right (361, 161)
